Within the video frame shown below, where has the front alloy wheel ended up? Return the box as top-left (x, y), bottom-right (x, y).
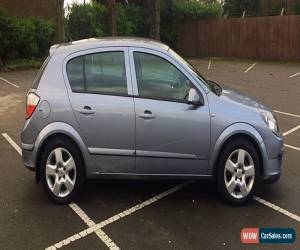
top-left (224, 149), bottom-right (255, 199)
top-left (217, 138), bottom-right (260, 205)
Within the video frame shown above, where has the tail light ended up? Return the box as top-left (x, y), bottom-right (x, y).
top-left (26, 92), bottom-right (40, 119)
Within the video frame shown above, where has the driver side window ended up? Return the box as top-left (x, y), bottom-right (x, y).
top-left (133, 52), bottom-right (192, 101)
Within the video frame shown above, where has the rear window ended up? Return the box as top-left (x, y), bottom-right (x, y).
top-left (32, 56), bottom-right (50, 89)
top-left (66, 51), bottom-right (127, 95)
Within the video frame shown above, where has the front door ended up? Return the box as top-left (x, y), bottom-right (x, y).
top-left (130, 48), bottom-right (211, 175)
top-left (65, 47), bottom-right (135, 174)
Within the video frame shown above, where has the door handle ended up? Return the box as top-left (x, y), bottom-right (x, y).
top-left (77, 106), bottom-right (95, 115)
top-left (139, 110), bottom-right (155, 120)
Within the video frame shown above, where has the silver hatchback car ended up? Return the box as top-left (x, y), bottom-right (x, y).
top-left (21, 38), bottom-right (283, 205)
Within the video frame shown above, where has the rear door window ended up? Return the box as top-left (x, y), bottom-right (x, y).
top-left (66, 51), bottom-right (128, 95)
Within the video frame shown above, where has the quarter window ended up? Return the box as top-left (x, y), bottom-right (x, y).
top-left (133, 52), bottom-right (192, 101)
top-left (67, 51), bottom-right (127, 95)
top-left (66, 56), bottom-right (84, 92)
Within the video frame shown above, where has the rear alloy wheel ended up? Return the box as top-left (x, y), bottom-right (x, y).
top-left (41, 137), bottom-right (85, 204)
top-left (45, 148), bottom-right (76, 198)
top-left (217, 139), bottom-right (260, 205)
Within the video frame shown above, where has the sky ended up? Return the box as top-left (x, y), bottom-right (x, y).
top-left (64, 0), bottom-right (91, 8)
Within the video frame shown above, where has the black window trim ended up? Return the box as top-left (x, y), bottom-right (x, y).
top-left (32, 56), bottom-right (50, 89)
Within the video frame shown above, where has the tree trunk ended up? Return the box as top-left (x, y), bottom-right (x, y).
top-left (54, 0), bottom-right (65, 43)
top-left (148, 0), bottom-right (160, 40)
top-left (108, 0), bottom-right (117, 36)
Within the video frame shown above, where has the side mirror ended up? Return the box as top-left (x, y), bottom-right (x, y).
top-left (188, 88), bottom-right (203, 106)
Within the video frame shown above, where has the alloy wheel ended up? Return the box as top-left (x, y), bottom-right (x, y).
top-left (224, 149), bottom-right (255, 199)
top-left (45, 147), bottom-right (77, 198)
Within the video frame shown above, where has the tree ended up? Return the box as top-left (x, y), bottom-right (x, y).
top-left (148, 0), bottom-right (160, 40)
top-left (108, 0), bottom-right (117, 35)
top-left (52, 0), bottom-right (65, 43)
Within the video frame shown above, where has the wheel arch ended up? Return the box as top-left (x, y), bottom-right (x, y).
top-left (210, 123), bottom-right (267, 178)
top-left (34, 122), bottom-right (92, 183)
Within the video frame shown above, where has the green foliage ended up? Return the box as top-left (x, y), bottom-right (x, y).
top-left (0, 8), bottom-right (55, 62)
top-left (293, 0), bottom-right (300, 14)
top-left (116, 3), bottom-right (147, 37)
top-left (223, 0), bottom-right (260, 17)
top-left (67, 2), bottom-right (147, 40)
top-left (67, 0), bottom-right (221, 49)
top-left (66, 2), bottom-right (107, 40)
top-left (0, 1), bottom-right (222, 65)
top-left (161, 0), bottom-right (222, 48)
top-left (0, 57), bottom-right (43, 71)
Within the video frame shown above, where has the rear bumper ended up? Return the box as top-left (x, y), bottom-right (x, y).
top-left (263, 172), bottom-right (281, 184)
top-left (22, 147), bottom-right (36, 172)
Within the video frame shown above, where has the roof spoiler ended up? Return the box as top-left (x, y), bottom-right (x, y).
top-left (49, 44), bottom-right (60, 57)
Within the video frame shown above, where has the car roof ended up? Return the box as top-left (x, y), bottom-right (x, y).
top-left (50, 37), bottom-right (170, 56)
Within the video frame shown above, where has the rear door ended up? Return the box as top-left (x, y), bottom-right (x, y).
top-left (64, 47), bottom-right (135, 174)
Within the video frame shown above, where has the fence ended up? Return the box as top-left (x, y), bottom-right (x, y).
top-left (178, 15), bottom-right (300, 61)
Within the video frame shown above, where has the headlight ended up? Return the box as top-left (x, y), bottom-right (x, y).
top-left (261, 112), bottom-right (280, 136)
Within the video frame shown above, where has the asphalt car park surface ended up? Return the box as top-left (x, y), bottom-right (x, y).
top-left (0, 59), bottom-right (300, 249)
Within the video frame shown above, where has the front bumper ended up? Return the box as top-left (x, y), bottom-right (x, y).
top-left (262, 138), bottom-right (284, 184)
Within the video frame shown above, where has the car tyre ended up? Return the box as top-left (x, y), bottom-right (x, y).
top-left (216, 138), bottom-right (260, 205)
top-left (40, 137), bottom-right (85, 204)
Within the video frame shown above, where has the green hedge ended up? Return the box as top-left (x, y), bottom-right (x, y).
top-left (161, 0), bottom-right (222, 48)
top-left (66, 3), bottom-right (107, 40)
top-left (0, 0), bottom-right (221, 64)
top-left (67, 0), bottom-right (222, 48)
top-left (66, 2), bottom-right (148, 40)
top-left (0, 9), bottom-right (55, 62)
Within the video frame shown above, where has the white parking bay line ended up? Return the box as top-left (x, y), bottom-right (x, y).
top-left (244, 62), bottom-right (257, 73)
top-left (254, 196), bottom-right (300, 222)
top-left (208, 59), bottom-right (212, 70)
top-left (2, 133), bottom-right (22, 155)
top-left (274, 110), bottom-right (300, 119)
top-left (285, 144), bottom-right (300, 152)
top-left (47, 181), bottom-right (192, 249)
top-left (289, 72), bottom-right (300, 78)
top-left (69, 203), bottom-right (95, 227)
top-left (282, 125), bottom-right (300, 137)
top-left (1, 133), bottom-right (119, 250)
top-left (67, 203), bottom-right (119, 250)
top-left (0, 76), bottom-right (19, 88)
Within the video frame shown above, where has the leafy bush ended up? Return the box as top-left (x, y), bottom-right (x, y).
top-left (33, 18), bottom-right (55, 57)
top-left (0, 8), bottom-right (55, 62)
top-left (0, 9), bottom-right (14, 61)
top-left (0, 1), bottom-right (221, 64)
top-left (0, 58), bottom-right (43, 71)
top-left (116, 3), bottom-right (147, 37)
top-left (67, 2), bottom-right (147, 40)
top-left (294, 1), bottom-right (300, 15)
top-left (161, 0), bottom-right (222, 48)
top-left (66, 2), bottom-right (107, 40)
top-left (66, 0), bottom-right (221, 49)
